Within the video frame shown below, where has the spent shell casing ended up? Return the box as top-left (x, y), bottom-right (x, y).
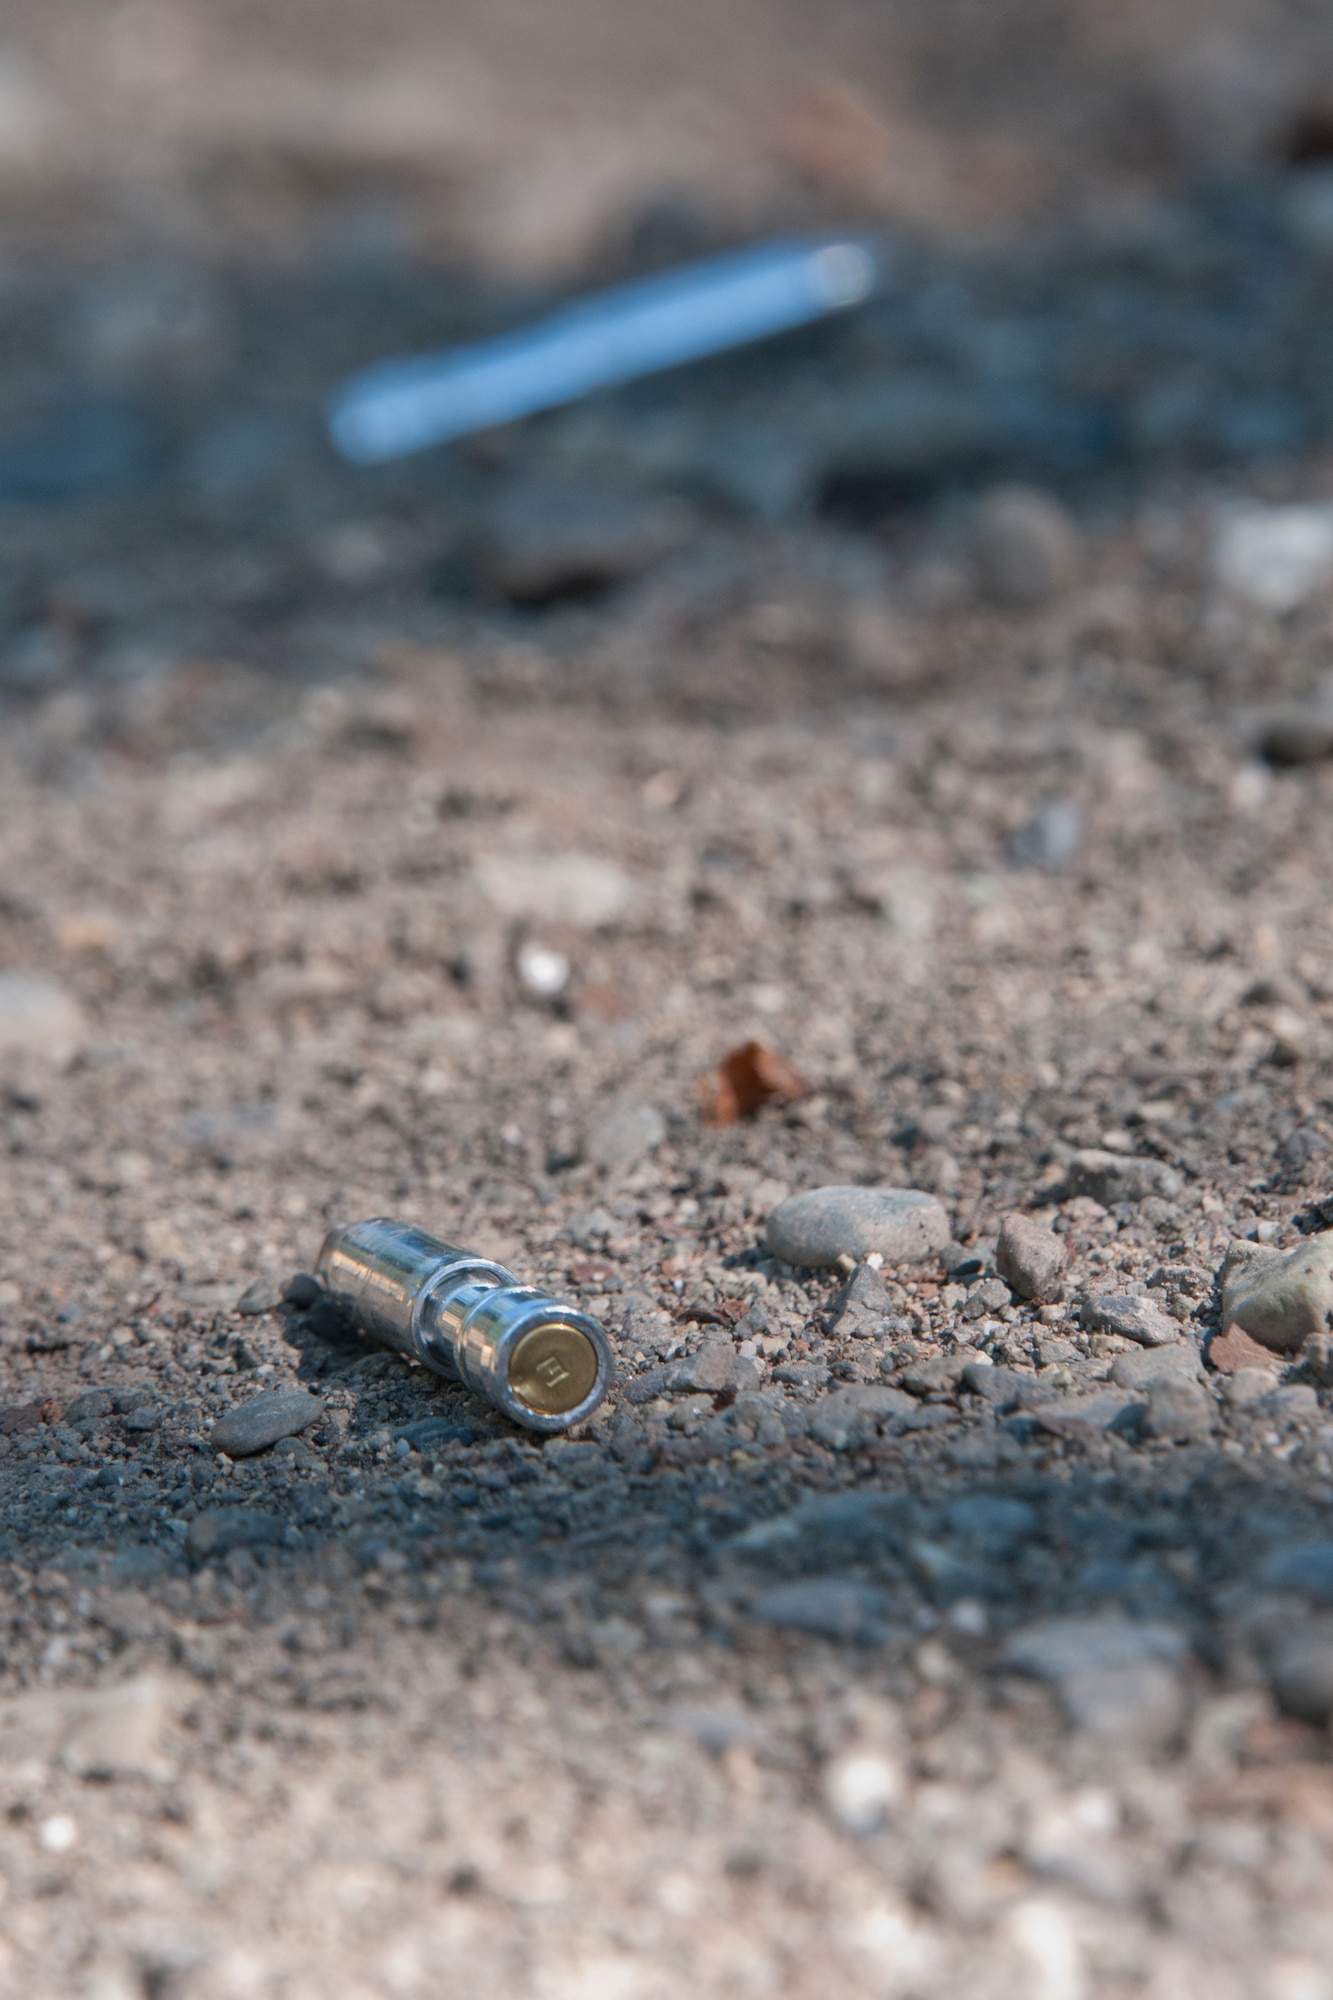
top-left (315, 1217), bottom-right (612, 1433)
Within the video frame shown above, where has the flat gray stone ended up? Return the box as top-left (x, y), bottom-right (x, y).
top-left (1031, 1390), bottom-right (1143, 1438)
top-left (210, 1390), bottom-right (321, 1458)
top-left (1079, 1293), bottom-right (1180, 1348)
top-left (766, 1186), bottom-right (949, 1270)
top-left (1110, 1343), bottom-right (1202, 1390)
top-left (749, 1578), bottom-right (889, 1643)
top-left (807, 1384), bottom-right (916, 1451)
top-left (184, 1507), bottom-right (287, 1560)
top-left (1063, 1150), bottom-right (1182, 1205)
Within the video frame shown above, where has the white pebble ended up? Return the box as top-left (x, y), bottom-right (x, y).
top-left (823, 1750), bottom-right (901, 1835)
top-left (516, 941), bottom-right (570, 998)
top-left (39, 1814), bottom-right (77, 1854)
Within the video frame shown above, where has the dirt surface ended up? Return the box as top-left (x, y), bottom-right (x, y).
top-left (7, 9), bottom-right (1333, 1991)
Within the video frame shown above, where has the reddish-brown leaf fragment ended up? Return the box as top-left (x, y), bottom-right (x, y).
top-left (698, 1040), bottom-right (811, 1125)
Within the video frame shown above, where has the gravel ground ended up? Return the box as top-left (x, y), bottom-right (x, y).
top-left (7, 163), bottom-right (1333, 2000)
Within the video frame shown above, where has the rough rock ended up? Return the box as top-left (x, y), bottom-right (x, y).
top-left (475, 853), bottom-right (634, 930)
top-left (1004, 1615), bottom-right (1189, 1746)
top-left (584, 1097), bottom-right (666, 1172)
top-left (962, 1362), bottom-right (1049, 1411)
top-left (1267, 1623), bottom-right (1333, 1724)
top-left (1031, 1390), bottom-right (1142, 1439)
top-left (1063, 1151), bottom-right (1182, 1204)
top-left (900, 1352), bottom-right (973, 1396)
top-left (974, 485), bottom-right (1080, 606)
top-left (962, 1276), bottom-right (1012, 1320)
top-left (235, 1278), bottom-right (282, 1315)
top-left (806, 1385), bottom-right (916, 1450)
top-left (1222, 1367), bottom-right (1284, 1410)
top-left (1109, 1343), bottom-right (1202, 1391)
top-left (184, 1507), bottom-right (288, 1560)
top-left (1079, 1293), bottom-right (1180, 1348)
top-left (0, 974), bottom-right (87, 1068)
top-left (749, 1578), bottom-right (889, 1643)
top-left (996, 1213), bottom-right (1068, 1301)
top-left (766, 1185), bottom-right (950, 1269)
top-left (1219, 1231), bottom-right (1333, 1353)
top-left (1141, 1379), bottom-right (1215, 1442)
top-left (1213, 503), bottom-right (1333, 613)
top-left (824, 1261), bottom-right (890, 1336)
top-left (209, 1390), bottom-right (322, 1458)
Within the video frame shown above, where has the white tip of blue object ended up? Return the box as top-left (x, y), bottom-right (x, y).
top-left (328, 237), bottom-right (882, 466)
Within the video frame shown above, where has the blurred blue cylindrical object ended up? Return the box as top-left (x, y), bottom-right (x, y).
top-left (328, 238), bottom-right (882, 464)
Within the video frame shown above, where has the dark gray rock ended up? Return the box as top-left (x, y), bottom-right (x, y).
top-left (64, 1391), bottom-right (113, 1424)
top-left (749, 1578), bottom-right (889, 1643)
top-left (1260, 1542), bottom-right (1333, 1601)
top-left (184, 1507), bottom-right (287, 1560)
top-left (120, 1403), bottom-right (164, 1433)
top-left (962, 1362), bottom-right (1048, 1411)
top-left (1064, 1151), bottom-right (1182, 1205)
top-left (824, 1262), bottom-right (890, 1336)
top-left (394, 1415), bottom-right (479, 1450)
top-left (962, 1277), bottom-right (1012, 1320)
top-left (1009, 800), bottom-right (1085, 874)
top-left (282, 1272), bottom-right (322, 1309)
top-left (766, 1186), bottom-right (950, 1270)
top-left (996, 1213), bottom-right (1068, 1302)
top-left (210, 1390), bottom-right (322, 1458)
top-left (1079, 1293), bottom-right (1180, 1348)
top-left (772, 1360), bottom-right (832, 1388)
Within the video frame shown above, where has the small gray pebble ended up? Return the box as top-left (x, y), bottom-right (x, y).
top-left (236, 1278), bottom-right (282, 1316)
top-left (185, 1506), bottom-right (287, 1560)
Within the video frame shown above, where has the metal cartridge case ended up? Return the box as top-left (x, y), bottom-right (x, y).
top-left (315, 1217), bottom-right (612, 1434)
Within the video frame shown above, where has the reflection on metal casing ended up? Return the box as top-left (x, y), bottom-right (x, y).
top-left (316, 1217), bottom-right (612, 1434)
